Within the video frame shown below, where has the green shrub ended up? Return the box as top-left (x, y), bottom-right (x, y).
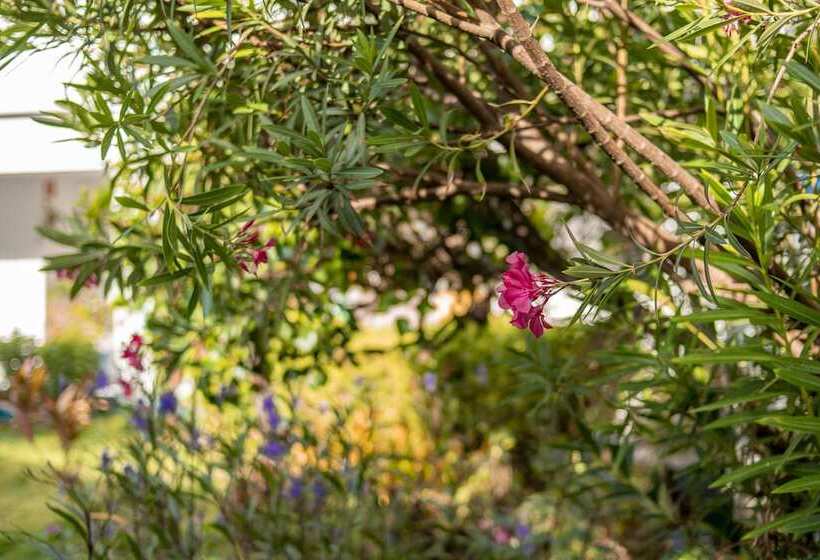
top-left (38, 338), bottom-right (99, 386)
top-left (0, 332), bottom-right (37, 376)
top-left (1, 0), bottom-right (818, 555)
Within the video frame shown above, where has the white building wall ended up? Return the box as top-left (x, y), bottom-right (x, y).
top-left (0, 259), bottom-right (47, 341)
top-left (0, 48), bottom-right (104, 341)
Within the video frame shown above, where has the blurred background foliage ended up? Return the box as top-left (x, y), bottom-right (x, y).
top-left (0, 0), bottom-right (818, 557)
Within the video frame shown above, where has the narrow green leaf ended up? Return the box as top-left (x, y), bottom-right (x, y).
top-left (775, 368), bottom-right (820, 392)
top-left (335, 167), bottom-right (383, 180)
top-left (672, 348), bottom-right (776, 365)
top-left (703, 410), bottom-right (773, 430)
top-left (35, 227), bottom-right (86, 247)
top-left (165, 20), bottom-right (214, 71)
top-left (180, 186), bottom-right (247, 206)
top-left (757, 416), bottom-right (820, 434)
top-left (139, 267), bottom-right (192, 287)
top-left (787, 60), bottom-right (820, 92)
top-left (162, 205), bottom-right (178, 270)
top-left (693, 391), bottom-right (780, 412)
top-left (300, 95), bottom-right (320, 134)
top-left (710, 454), bottom-right (808, 488)
top-left (705, 93), bottom-right (718, 143)
top-left (115, 196), bottom-right (149, 211)
top-left (773, 474), bottom-right (820, 494)
top-left (409, 82), bottom-right (428, 129)
top-left (41, 252), bottom-right (102, 271)
top-left (754, 291), bottom-right (820, 327)
top-left (742, 509), bottom-right (820, 540)
top-left (671, 308), bottom-right (775, 325)
top-left (137, 55), bottom-right (198, 68)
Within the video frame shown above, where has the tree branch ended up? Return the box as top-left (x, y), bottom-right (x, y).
top-left (493, 0), bottom-right (682, 221)
top-left (352, 178), bottom-right (572, 210)
top-left (406, 37), bottom-right (680, 251)
top-left (388, 0), bottom-right (719, 213)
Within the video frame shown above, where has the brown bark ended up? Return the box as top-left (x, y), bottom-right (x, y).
top-left (409, 37), bottom-right (678, 251)
top-left (388, 0), bottom-right (719, 213)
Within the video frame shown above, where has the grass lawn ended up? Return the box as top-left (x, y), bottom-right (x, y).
top-left (0, 412), bottom-right (128, 558)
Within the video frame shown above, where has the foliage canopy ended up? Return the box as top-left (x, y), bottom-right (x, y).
top-left (2, 0), bottom-right (820, 555)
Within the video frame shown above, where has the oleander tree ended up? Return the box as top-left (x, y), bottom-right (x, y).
top-left (1, 0), bottom-right (819, 555)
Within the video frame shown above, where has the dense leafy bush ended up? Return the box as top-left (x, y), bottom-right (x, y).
top-left (39, 338), bottom-right (100, 386)
top-left (0, 331), bottom-right (37, 376)
top-left (1, 0), bottom-right (819, 556)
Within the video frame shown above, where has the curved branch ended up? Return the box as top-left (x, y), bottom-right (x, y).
top-left (388, 0), bottom-right (719, 214)
top-left (352, 178), bottom-right (572, 210)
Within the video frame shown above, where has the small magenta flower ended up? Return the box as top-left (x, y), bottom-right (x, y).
top-left (261, 394), bottom-right (280, 430)
top-left (120, 334), bottom-right (145, 371)
top-left (55, 268), bottom-right (98, 288)
top-left (239, 220), bottom-right (259, 244)
top-left (252, 247), bottom-right (269, 265)
top-left (497, 251), bottom-right (559, 338)
top-left (233, 221), bottom-right (276, 274)
top-left (493, 526), bottom-right (511, 545)
top-left (158, 391), bottom-right (178, 415)
top-left (423, 371), bottom-right (437, 393)
top-left (118, 378), bottom-right (133, 398)
top-left (722, 0), bottom-right (752, 35)
top-left (260, 439), bottom-right (288, 460)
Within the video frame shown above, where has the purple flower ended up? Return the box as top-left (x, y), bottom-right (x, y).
top-left (475, 363), bottom-right (489, 385)
top-left (100, 449), bottom-right (112, 471)
top-left (288, 477), bottom-right (304, 500)
top-left (94, 371), bottom-right (109, 392)
top-left (515, 522), bottom-right (530, 541)
top-left (123, 464), bottom-right (138, 483)
top-left (188, 427), bottom-right (203, 451)
top-left (497, 251), bottom-right (559, 338)
top-left (262, 394), bottom-right (280, 430)
top-left (131, 407), bottom-right (149, 433)
top-left (215, 384), bottom-right (230, 404)
top-left (313, 479), bottom-right (327, 505)
top-left (158, 391), bottom-right (177, 415)
top-left (260, 439), bottom-right (288, 460)
top-left (422, 371), bottom-right (437, 393)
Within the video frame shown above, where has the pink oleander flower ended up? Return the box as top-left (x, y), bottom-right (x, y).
top-left (121, 334), bottom-right (145, 372)
top-left (55, 268), bottom-right (99, 289)
top-left (232, 221), bottom-right (275, 274)
top-left (118, 378), bottom-right (133, 398)
top-left (252, 249), bottom-right (268, 265)
top-left (497, 251), bottom-right (559, 338)
top-left (722, 0), bottom-right (752, 35)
